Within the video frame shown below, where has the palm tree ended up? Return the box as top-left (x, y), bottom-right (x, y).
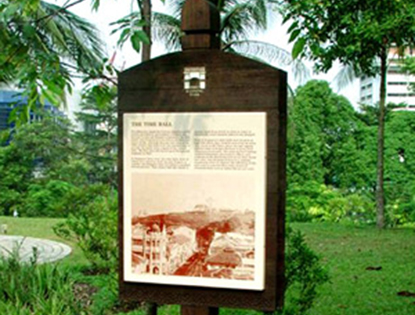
top-left (112, 0), bottom-right (310, 82)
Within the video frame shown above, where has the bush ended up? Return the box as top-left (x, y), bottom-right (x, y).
top-left (287, 181), bottom-right (375, 225)
top-left (0, 248), bottom-right (81, 315)
top-left (282, 228), bottom-right (329, 315)
top-left (386, 182), bottom-right (415, 227)
top-left (22, 180), bottom-right (76, 217)
top-left (54, 184), bottom-right (118, 272)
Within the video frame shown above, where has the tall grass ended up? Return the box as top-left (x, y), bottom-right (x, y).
top-left (0, 247), bottom-right (82, 315)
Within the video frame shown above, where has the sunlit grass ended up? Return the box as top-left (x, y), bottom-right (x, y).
top-left (292, 223), bottom-right (415, 315)
top-left (0, 216), bottom-right (87, 267)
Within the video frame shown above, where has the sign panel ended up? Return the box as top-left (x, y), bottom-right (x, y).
top-left (123, 112), bottom-right (266, 290)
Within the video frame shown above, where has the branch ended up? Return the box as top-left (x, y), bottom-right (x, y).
top-left (61, 62), bottom-right (119, 86)
top-left (35, 0), bottom-right (88, 23)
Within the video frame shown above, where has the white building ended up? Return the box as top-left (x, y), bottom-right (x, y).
top-left (360, 47), bottom-right (415, 111)
top-left (132, 224), bottom-right (195, 275)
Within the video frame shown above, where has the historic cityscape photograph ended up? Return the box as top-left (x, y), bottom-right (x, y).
top-left (129, 173), bottom-right (262, 282)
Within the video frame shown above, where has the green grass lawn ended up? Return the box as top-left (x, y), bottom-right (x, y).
top-left (0, 216), bottom-right (88, 266)
top-left (292, 223), bottom-right (415, 315)
top-left (1, 217), bottom-right (414, 315)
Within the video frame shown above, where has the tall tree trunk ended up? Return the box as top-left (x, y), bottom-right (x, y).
top-left (376, 48), bottom-right (387, 229)
top-left (140, 0), bottom-right (152, 61)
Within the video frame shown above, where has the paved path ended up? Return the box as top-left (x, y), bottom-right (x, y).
top-left (0, 236), bottom-right (72, 263)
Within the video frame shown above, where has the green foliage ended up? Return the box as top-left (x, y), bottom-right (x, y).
top-left (110, 0), bottom-right (308, 81)
top-left (287, 181), bottom-right (375, 225)
top-left (23, 180), bottom-right (76, 217)
top-left (386, 182), bottom-right (415, 228)
top-left (0, 114), bottom-right (88, 216)
top-left (75, 82), bottom-right (118, 187)
top-left (279, 0), bottom-right (415, 76)
top-left (0, 0), bottom-right (105, 123)
top-left (0, 86), bottom-right (118, 217)
top-left (54, 185), bottom-right (118, 271)
top-left (288, 80), bottom-right (372, 190)
top-left (384, 111), bottom-right (415, 226)
top-left (401, 57), bottom-right (415, 92)
top-left (286, 81), bottom-right (415, 226)
top-left (282, 228), bottom-right (329, 315)
top-left (0, 249), bottom-right (82, 315)
top-left (88, 273), bottom-right (120, 315)
top-left (110, 14), bottom-right (148, 53)
top-left (280, 0), bottom-right (415, 228)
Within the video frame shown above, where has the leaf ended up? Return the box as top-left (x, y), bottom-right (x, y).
top-left (4, 3), bottom-right (20, 19)
top-left (292, 37), bottom-right (306, 59)
top-left (116, 28), bottom-right (130, 47)
top-left (91, 0), bottom-right (100, 11)
top-left (133, 19), bottom-right (147, 28)
top-left (282, 14), bottom-right (291, 24)
top-left (288, 21), bottom-right (299, 34)
top-left (289, 29), bottom-right (301, 43)
top-left (130, 30), bottom-right (150, 53)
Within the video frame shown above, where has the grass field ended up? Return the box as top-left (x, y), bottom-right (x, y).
top-left (1, 217), bottom-right (414, 314)
top-left (293, 223), bottom-right (415, 315)
top-left (0, 216), bottom-right (87, 266)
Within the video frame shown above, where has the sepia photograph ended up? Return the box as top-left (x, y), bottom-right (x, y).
top-left (128, 173), bottom-right (263, 287)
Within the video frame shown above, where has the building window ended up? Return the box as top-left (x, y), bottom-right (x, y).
top-left (388, 93), bottom-right (411, 97)
top-left (361, 83), bottom-right (373, 91)
top-left (388, 66), bottom-right (403, 74)
top-left (388, 82), bottom-right (407, 86)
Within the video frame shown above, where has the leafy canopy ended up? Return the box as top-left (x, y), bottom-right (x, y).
top-left (0, 0), bottom-right (105, 121)
top-left (279, 0), bottom-right (415, 75)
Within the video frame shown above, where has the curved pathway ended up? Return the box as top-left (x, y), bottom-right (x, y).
top-left (0, 235), bottom-right (72, 263)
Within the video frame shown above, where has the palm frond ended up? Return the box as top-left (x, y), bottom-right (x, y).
top-left (332, 64), bottom-right (358, 91)
top-left (169, 0), bottom-right (186, 18)
top-left (111, 10), bottom-right (182, 53)
top-left (221, 0), bottom-right (268, 43)
top-left (39, 1), bottom-right (106, 72)
top-left (152, 12), bottom-right (182, 52)
top-left (226, 40), bottom-right (311, 83)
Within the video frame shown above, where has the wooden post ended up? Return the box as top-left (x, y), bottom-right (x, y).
top-left (181, 0), bottom-right (220, 50)
top-left (181, 1), bottom-right (220, 314)
top-left (181, 306), bottom-right (219, 315)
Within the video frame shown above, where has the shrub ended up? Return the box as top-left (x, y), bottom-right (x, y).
top-left (287, 181), bottom-right (375, 225)
top-left (386, 182), bottom-right (415, 227)
top-left (22, 180), bottom-right (76, 217)
top-left (54, 184), bottom-right (118, 272)
top-left (282, 228), bottom-right (329, 315)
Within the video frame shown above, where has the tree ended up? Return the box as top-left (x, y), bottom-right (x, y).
top-left (0, 112), bottom-right (89, 216)
top-left (0, 0), bottom-right (105, 122)
top-left (141, 0), bottom-right (153, 61)
top-left (75, 81), bottom-right (118, 187)
top-left (384, 111), bottom-right (415, 225)
top-left (288, 80), bottom-right (370, 190)
top-left (279, 0), bottom-right (415, 228)
top-left (112, 0), bottom-right (309, 81)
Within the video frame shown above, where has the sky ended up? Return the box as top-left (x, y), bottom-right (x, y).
top-left (131, 173), bottom-right (257, 214)
top-left (47, 0), bottom-right (361, 107)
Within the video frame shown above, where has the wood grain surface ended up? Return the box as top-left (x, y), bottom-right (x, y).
top-left (118, 48), bottom-right (287, 311)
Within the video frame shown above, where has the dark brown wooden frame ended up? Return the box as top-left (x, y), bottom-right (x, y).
top-left (118, 49), bottom-right (287, 312)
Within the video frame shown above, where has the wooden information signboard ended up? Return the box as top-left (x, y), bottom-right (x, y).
top-left (118, 0), bottom-right (287, 313)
